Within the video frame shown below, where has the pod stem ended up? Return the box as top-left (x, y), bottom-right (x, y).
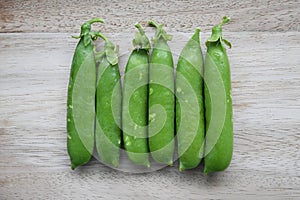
top-left (95, 32), bottom-right (119, 66)
top-left (220, 16), bottom-right (230, 26)
top-left (206, 16), bottom-right (231, 48)
top-left (81, 18), bottom-right (104, 34)
top-left (148, 20), bottom-right (172, 43)
top-left (134, 22), bottom-right (145, 34)
top-left (133, 23), bottom-right (151, 51)
top-left (87, 18), bottom-right (105, 25)
top-left (148, 20), bottom-right (160, 28)
top-left (72, 18), bottom-right (104, 45)
top-left (97, 32), bottom-right (109, 42)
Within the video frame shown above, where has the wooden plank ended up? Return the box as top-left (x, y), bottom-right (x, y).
top-left (0, 0), bottom-right (299, 33)
top-left (0, 32), bottom-right (299, 198)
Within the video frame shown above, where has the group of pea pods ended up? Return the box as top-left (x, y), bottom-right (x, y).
top-left (67, 16), bottom-right (233, 174)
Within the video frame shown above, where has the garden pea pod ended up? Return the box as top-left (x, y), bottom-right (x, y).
top-left (122, 23), bottom-right (151, 167)
top-left (176, 28), bottom-right (205, 171)
top-left (204, 16), bottom-right (233, 174)
top-left (148, 20), bottom-right (175, 165)
top-left (95, 33), bottom-right (122, 167)
top-left (67, 18), bottom-right (104, 170)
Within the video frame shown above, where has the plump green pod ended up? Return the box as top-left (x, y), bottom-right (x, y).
top-left (95, 35), bottom-right (122, 167)
top-left (204, 16), bottom-right (233, 174)
top-left (148, 20), bottom-right (174, 165)
top-left (67, 18), bottom-right (104, 170)
top-left (122, 23), bottom-right (151, 167)
top-left (176, 28), bottom-right (205, 171)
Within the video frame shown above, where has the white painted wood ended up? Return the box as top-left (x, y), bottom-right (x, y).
top-left (0, 0), bottom-right (299, 33)
top-left (0, 32), bottom-right (299, 199)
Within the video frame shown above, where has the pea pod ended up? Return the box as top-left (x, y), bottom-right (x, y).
top-left (67, 18), bottom-right (104, 170)
top-left (95, 34), bottom-right (122, 167)
top-left (122, 23), bottom-right (151, 167)
top-left (148, 20), bottom-right (174, 165)
top-left (176, 28), bottom-right (205, 171)
top-left (204, 16), bottom-right (233, 174)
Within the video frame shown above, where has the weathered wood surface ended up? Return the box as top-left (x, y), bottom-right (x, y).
top-left (0, 0), bottom-right (300, 33)
top-left (0, 31), bottom-right (299, 199)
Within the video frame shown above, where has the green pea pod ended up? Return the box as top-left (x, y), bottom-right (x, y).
top-left (95, 33), bottom-right (122, 167)
top-left (67, 18), bottom-right (104, 170)
top-left (176, 28), bottom-right (205, 171)
top-left (204, 16), bottom-right (233, 174)
top-left (122, 23), bottom-right (151, 167)
top-left (148, 20), bottom-right (174, 165)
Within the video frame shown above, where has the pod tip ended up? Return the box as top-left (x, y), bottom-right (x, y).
top-left (112, 160), bottom-right (119, 168)
top-left (71, 163), bottom-right (76, 170)
top-left (179, 165), bottom-right (183, 172)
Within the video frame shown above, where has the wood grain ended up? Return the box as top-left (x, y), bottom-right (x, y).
top-left (0, 31), bottom-right (299, 199)
top-left (0, 0), bottom-right (299, 33)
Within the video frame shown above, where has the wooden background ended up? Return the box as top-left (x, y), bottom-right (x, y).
top-left (0, 0), bottom-right (299, 199)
